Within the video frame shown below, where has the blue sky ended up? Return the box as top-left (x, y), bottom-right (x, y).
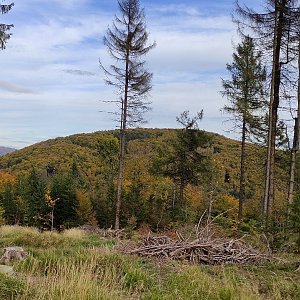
top-left (0, 0), bottom-right (262, 149)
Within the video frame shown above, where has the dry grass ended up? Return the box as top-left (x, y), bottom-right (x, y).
top-left (17, 257), bottom-right (126, 300)
top-left (0, 226), bottom-right (299, 300)
top-left (62, 228), bottom-right (86, 239)
top-left (0, 225), bottom-right (39, 236)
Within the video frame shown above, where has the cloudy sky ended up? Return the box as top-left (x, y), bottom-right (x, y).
top-left (0, 0), bottom-right (263, 149)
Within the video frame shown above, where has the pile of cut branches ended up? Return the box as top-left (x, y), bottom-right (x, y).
top-left (124, 235), bottom-right (271, 265)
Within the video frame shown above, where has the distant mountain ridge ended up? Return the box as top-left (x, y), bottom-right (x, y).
top-left (0, 146), bottom-right (16, 156)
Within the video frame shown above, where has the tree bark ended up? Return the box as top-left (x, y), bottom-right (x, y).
top-left (263, 0), bottom-right (286, 227)
top-left (239, 118), bottom-right (246, 221)
top-left (115, 29), bottom-right (130, 230)
top-left (287, 118), bottom-right (299, 206)
top-left (287, 37), bottom-right (300, 208)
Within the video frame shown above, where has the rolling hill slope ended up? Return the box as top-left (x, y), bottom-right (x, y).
top-left (0, 128), bottom-right (291, 221)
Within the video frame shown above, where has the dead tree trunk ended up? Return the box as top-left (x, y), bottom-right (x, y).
top-left (115, 49), bottom-right (129, 230)
top-left (239, 118), bottom-right (247, 221)
top-left (287, 37), bottom-right (300, 208)
top-left (263, 1), bottom-right (286, 227)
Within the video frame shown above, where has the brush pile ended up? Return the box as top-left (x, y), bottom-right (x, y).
top-left (125, 235), bottom-right (270, 265)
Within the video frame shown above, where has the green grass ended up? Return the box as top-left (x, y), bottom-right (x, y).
top-left (0, 226), bottom-right (299, 299)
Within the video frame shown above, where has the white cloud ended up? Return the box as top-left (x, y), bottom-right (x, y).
top-left (63, 69), bottom-right (97, 76)
top-left (0, 0), bottom-right (238, 148)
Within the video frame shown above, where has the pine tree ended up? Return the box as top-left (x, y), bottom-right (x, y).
top-left (222, 36), bottom-right (267, 221)
top-left (0, 2), bottom-right (14, 50)
top-left (101, 0), bottom-right (155, 229)
top-left (156, 111), bottom-right (212, 217)
top-left (50, 173), bottom-right (78, 229)
top-left (25, 168), bottom-right (48, 227)
top-left (0, 181), bottom-right (16, 224)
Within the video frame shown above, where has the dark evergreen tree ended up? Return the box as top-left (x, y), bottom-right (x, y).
top-left (221, 36), bottom-right (267, 221)
top-left (50, 173), bottom-right (78, 228)
top-left (155, 111), bottom-right (212, 218)
top-left (0, 181), bottom-right (17, 224)
top-left (0, 2), bottom-right (14, 50)
top-left (24, 168), bottom-right (48, 227)
top-left (101, 0), bottom-right (155, 229)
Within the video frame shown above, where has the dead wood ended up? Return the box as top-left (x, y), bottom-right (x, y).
top-left (123, 235), bottom-right (271, 265)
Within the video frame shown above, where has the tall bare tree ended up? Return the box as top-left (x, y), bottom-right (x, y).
top-left (101, 0), bottom-right (155, 229)
top-left (222, 36), bottom-right (267, 221)
top-left (0, 2), bottom-right (14, 50)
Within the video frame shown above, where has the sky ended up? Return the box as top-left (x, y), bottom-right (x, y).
top-left (0, 0), bottom-right (263, 149)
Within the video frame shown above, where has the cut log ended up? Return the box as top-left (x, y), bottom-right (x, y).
top-left (0, 246), bottom-right (28, 264)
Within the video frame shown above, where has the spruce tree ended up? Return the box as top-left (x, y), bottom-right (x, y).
top-left (25, 168), bottom-right (48, 227)
top-left (222, 36), bottom-right (267, 221)
top-left (50, 173), bottom-right (78, 229)
top-left (101, 0), bottom-right (155, 229)
top-left (156, 111), bottom-right (212, 218)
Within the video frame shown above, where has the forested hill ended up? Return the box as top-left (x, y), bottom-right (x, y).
top-left (0, 146), bottom-right (16, 156)
top-left (0, 128), bottom-right (290, 228)
top-left (0, 128), bottom-right (252, 176)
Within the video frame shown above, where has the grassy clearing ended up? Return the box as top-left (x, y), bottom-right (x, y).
top-left (0, 226), bottom-right (299, 299)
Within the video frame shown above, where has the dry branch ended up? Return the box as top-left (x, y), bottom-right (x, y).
top-left (123, 235), bottom-right (271, 265)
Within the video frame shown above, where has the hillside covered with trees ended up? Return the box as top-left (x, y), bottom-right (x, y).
top-left (0, 128), bottom-right (297, 244)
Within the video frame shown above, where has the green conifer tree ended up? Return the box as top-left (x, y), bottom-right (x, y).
top-left (222, 36), bottom-right (267, 221)
top-left (25, 168), bottom-right (48, 227)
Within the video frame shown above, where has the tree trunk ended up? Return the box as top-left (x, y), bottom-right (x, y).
top-left (179, 177), bottom-right (184, 207)
top-left (115, 129), bottom-right (126, 230)
top-left (239, 118), bottom-right (246, 221)
top-left (287, 37), bottom-right (300, 208)
top-left (287, 118), bottom-right (299, 206)
top-left (115, 42), bottom-right (130, 230)
top-left (263, 1), bottom-right (286, 228)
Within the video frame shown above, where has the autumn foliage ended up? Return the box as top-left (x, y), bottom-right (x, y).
top-left (0, 129), bottom-right (298, 235)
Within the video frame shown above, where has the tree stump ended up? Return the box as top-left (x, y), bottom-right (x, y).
top-left (0, 264), bottom-right (14, 275)
top-left (0, 246), bottom-right (28, 264)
